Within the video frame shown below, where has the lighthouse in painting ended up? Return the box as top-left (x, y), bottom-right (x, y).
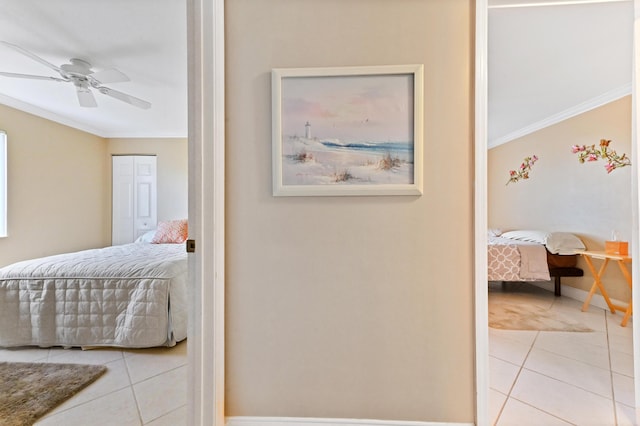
top-left (304, 121), bottom-right (311, 139)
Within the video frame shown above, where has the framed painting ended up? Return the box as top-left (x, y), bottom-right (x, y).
top-left (272, 64), bottom-right (424, 196)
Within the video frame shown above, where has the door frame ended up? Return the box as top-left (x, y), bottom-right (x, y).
top-left (632, 0), bottom-right (640, 417)
top-left (474, 1), bottom-right (489, 425)
top-left (474, 1), bottom-right (640, 424)
top-left (186, 0), bottom-right (225, 424)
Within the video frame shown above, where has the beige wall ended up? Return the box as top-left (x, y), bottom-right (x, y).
top-left (0, 104), bottom-right (109, 266)
top-left (226, 0), bottom-right (474, 422)
top-left (107, 138), bottom-right (188, 224)
top-left (489, 96), bottom-right (632, 301)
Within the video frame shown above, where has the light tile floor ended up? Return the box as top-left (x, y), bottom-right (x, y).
top-left (0, 340), bottom-right (187, 425)
top-left (489, 283), bottom-right (636, 425)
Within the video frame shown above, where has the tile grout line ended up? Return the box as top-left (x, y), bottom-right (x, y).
top-left (494, 342), bottom-right (602, 423)
top-left (137, 363), bottom-right (189, 424)
top-left (550, 296), bottom-right (620, 422)
top-left (36, 354), bottom-right (131, 420)
top-left (605, 310), bottom-right (620, 426)
top-left (123, 350), bottom-right (145, 425)
top-left (132, 362), bottom-right (187, 386)
top-left (494, 329), bottom-right (541, 425)
top-left (143, 404), bottom-right (188, 425)
top-left (35, 355), bottom-right (133, 423)
top-left (506, 395), bottom-right (578, 425)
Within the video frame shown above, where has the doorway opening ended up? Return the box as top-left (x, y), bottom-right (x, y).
top-left (475, 1), bottom-right (639, 425)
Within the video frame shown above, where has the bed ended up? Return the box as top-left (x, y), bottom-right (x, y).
top-left (0, 222), bottom-right (188, 349)
top-left (488, 229), bottom-right (586, 295)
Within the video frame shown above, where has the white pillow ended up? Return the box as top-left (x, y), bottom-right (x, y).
top-left (500, 230), bottom-right (585, 255)
top-left (135, 229), bottom-right (157, 243)
top-left (500, 230), bottom-right (548, 244)
top-left (545, 232), bottom-right (586, 255)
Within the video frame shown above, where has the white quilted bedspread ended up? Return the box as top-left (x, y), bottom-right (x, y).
top-left (0, 243), bottom-right (187, 348)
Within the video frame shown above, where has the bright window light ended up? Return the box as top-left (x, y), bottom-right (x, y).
top-left (0, 131), bottom-right (6, 237)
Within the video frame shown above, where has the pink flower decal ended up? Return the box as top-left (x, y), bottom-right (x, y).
top-left (571, 139), bottom-right (630, 173)
top-left (507, 155), bottom-right (538, 185)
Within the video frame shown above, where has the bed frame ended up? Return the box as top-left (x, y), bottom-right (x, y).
top-left (549, 267), bottom-right (584, 297)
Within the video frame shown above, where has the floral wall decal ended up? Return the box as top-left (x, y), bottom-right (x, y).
top-left (507, 155), bottom-right (538, 185)
top-left (571, 139), bottom-right (631, 173)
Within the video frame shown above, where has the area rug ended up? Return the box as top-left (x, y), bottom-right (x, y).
top-left (489, 300), bottom-right (594, 332)
top-left (0, 362), bottom-right (107, 426)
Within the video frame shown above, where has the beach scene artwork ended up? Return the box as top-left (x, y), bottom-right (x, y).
top-left (279, 72), bottom-right (416, 189)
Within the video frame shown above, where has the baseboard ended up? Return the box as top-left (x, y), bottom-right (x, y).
top-left (530, 281), bottom-right (631, 315)
top-left (226, 417), bottom-right (474, 426)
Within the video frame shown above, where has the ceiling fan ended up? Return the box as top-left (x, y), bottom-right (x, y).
top-left (0, 41), bottom-right (151, 109)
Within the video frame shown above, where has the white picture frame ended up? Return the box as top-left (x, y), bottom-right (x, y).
top-left (272, 64), bottom-right (424, 196)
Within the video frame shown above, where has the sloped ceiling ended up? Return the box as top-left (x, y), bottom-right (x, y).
top-left (489, 0), bottom-right (634, 148)
top-left (0, 0), bottom-right (187, 138)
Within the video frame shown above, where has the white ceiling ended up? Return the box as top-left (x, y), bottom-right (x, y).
top-left (489, 0), bottom-right (633, 147)
top-left (0, 0), bottom-right (187, 138)
top-left (0, 1), bottom-right (632, 142)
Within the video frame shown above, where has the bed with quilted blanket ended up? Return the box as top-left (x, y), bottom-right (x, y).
top-left (0, 243), bottom-right (187, 348)
top-left (488, 235), bottom-right (551, 281)
top-left (488, 229), bottom-right (586, 284)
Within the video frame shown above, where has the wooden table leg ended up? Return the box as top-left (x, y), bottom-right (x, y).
top-left (616, 260), bottom-right (633, 327)
top-left (621, 300), bottom-right (633, 327)
top-left (581, 257), bottom-right (617, 313)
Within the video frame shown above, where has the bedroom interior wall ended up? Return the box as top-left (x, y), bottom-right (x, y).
top-left (0, 104), bottom-right (109, 267)
top-left (488, 96), bottom-right (632, 302)
top-left (107, 138), bottom-right (188, 224)
top-left (225, 0), bottom-right (474, 422)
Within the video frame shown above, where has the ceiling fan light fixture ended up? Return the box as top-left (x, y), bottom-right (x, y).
top-left (74, 81), bottom-right (97, 108)
top-left (77, 94), bottom-right (97, 108)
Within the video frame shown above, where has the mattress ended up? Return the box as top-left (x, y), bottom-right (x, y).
top-left (0, 243), bottom-right (187, 348)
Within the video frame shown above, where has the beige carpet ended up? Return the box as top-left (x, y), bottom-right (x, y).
top-left (489, 300), bottom-right (594, 332)
top-left (0, 361), bottom-right (107, 426)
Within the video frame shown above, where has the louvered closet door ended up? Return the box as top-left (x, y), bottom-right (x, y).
top-left (112, 155), bottom-right (157, 245)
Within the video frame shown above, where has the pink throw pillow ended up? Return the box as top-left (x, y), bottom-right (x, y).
top-left (151, 219), bottom-right (188, 244)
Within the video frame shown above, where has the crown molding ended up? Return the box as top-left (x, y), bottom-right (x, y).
top-left (488, 83), bottom-right (631, 148)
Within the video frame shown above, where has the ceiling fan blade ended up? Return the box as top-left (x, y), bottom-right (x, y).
top-left (0, 41), bottom-right (63, 74)
top-left (89, 68), bottom-right (130, 84)
top-left (98, 86), bottom-right (151, 109)
top-left (0, 71), bottom-right (66, 82)
top-left (76, 86), bottom-right (97, 108)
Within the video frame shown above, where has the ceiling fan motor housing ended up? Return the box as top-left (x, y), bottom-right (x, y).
top-left (60, 59), bottom-right (93, 77)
